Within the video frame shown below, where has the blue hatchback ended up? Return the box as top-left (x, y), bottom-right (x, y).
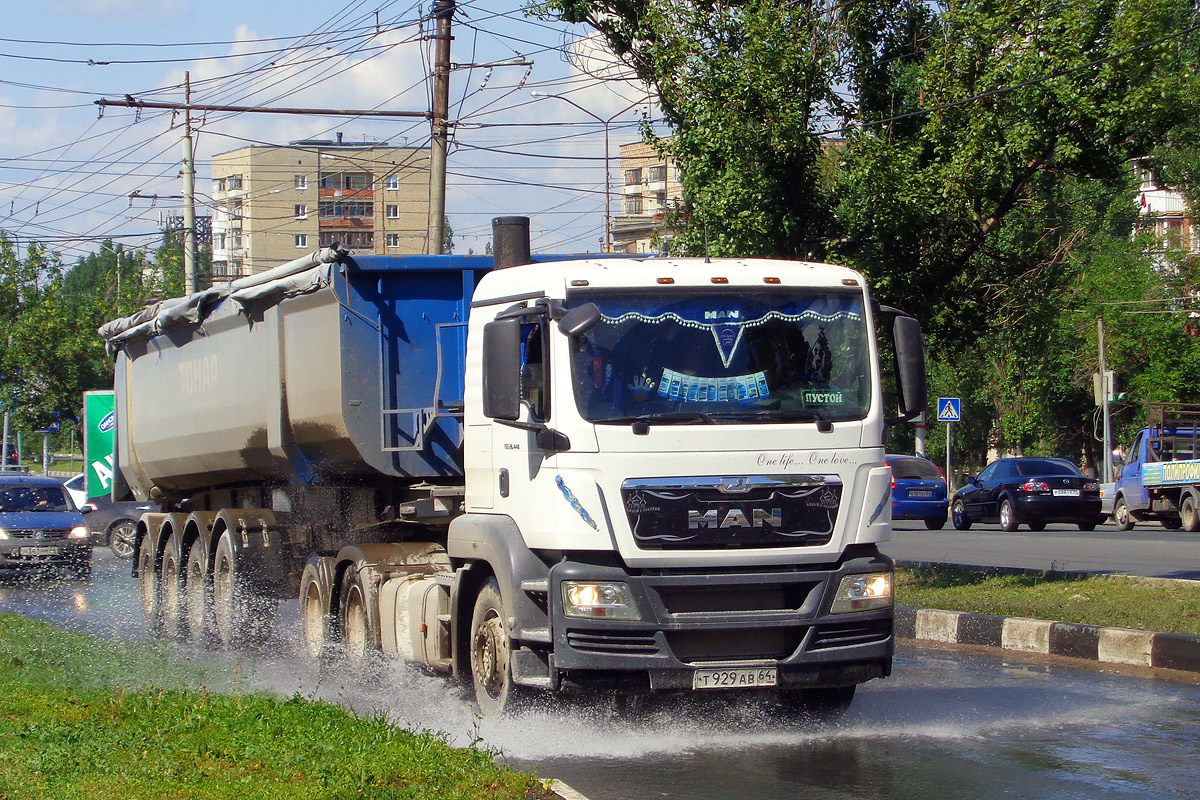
top-left (0, 474), bottom-right (92, 576)
top-left (886, 454), bottom-right (949, 530)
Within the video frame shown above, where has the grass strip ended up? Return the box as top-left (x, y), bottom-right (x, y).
top-left (896, 566), bottom-right (1200, 636)
top-left (0, 614), bottom-right (551, 800)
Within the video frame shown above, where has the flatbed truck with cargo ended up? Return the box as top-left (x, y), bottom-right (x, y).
top-left (1113, 403), bottom-right (1200, 531)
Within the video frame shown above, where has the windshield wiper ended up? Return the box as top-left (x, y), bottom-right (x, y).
top-left (598, 411), bottom-right (719, 428)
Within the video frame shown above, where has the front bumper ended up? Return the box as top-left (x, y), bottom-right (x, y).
top-left (539, 548), bottom-right (893, 692)
top-left (1013, 494), bottom-right (1102, 523)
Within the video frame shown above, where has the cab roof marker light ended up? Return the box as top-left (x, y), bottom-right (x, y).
top-left (710, 277), bottom-right (729, 284)
top-left (570, 279), bottom-right (589, 287)
top-left (764, 277), bottom-right (781, 284)
top-left (657, 277), bottom-right (675, 285)
top-left (842, 278), bottom-right (859, 286)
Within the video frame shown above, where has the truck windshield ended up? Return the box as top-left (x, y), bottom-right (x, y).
top-left (566, 289), bottom-right (871, 424)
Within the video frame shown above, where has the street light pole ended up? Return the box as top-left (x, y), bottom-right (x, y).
top-left (530, 92), bottom-right (646, 253)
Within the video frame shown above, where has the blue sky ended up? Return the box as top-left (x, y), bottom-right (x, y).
top-left (1, 1), bottom-right (658, 262)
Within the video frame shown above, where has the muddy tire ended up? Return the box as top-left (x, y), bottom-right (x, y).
top-left (137, 534), bottom-right (161, 635)
top-left (184, 536), bottom-right (211, 646)
top-left (338, 565), bottom-right (381, 661)
top-left (212, 529), bottom-right (275, 648)
top-left (470, 578), bottom-right (521, 716)
top-left (160, 531), bottom-right (186, 640)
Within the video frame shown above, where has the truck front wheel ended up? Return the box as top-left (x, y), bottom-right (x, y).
top-left (470, 578), bottom-right (518, 716)
top-left (1113, 498), bottom-right (1134, 532)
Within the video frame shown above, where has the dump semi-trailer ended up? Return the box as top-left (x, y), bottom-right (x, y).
top-left (1113, 402), bottom-right (1200, 531)
top-left (101, 217), bottom-right (927, 715)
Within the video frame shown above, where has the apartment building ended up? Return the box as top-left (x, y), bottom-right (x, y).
top-left (611, 141), bottom-right (684, 254)
top-left (210, 137), bottom-right (430, 279)
top-left (1136, 160), bottom-right (1198, 255)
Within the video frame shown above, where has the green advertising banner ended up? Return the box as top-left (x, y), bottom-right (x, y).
top-left (83, 390), bottom-right (115, 501)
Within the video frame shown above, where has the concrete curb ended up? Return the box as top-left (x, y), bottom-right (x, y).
top-left (896, 606), bottom-right (1200, 673)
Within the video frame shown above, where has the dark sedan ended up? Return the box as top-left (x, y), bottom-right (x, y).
top-left (951, 457), bottom-right (1103, 532)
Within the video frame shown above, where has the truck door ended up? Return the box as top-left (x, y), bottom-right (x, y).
top-left (1124, 430), bottom-right (1149, 512)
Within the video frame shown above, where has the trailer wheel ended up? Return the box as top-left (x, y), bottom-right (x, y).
top-left (470, 578), bottom-right (521, 716)
top-left (184, 536), bottom-right (211, 646)
top-left (300, 563), bottom-right (332, 660)
top-left (212, 529), bottom-right (275, 648)
top-left (137, 535), bottom-right (161, 635)
top-left (160, 531), bottom-right (187, 640)
top-left (338, 565), bottom-right (381, 660)
top-left (1113, 497), bottom-right (1134, 531)
top-left (1182, 495), bottom-right (1200, 532)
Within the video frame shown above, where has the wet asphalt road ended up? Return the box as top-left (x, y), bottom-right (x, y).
top-left (2, 548), bottom-right (1199, 800)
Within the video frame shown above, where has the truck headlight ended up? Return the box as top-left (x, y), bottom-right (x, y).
top-left (562, 581), bottom-right (640, 620)
top-left (68, 526), bottom-right (90, 540)
top-left (0, 529), bottom-right (7, 539)
top-left (830, 572), bottom-right (893, 614)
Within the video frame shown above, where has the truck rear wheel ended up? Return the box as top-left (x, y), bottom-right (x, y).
top-left (300, 563), bottom-right (332, 660)
top-left (1182, 495), bottom-right (1200, 532)
top-left (137, 535), bottom-right (161, 635)
top-left (212, 529), bottom-right (275, 648)
top-left (470, 578), bottom-right (518, 716)
top-left (185, 536), bottom-right (211, 645)
top-left (339, 565), bottom-right (381, 660)
top-left (160, 531), bottom-right (186, 640)
top-left (1113, 497), bottom-right (1134, 531)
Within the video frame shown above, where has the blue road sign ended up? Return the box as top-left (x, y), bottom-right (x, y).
top-left (937, 397), bottom-right (962, 423)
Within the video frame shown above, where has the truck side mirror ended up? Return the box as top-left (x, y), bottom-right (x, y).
top-left (482, 318), bottom-right (521, 421)
top-left (893, 315), bottom-right (927, 421)
top-left (558, 302), bottom-right (601, 338)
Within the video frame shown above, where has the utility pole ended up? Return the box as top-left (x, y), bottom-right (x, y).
top-left (181, 72), bottom-right (198, 295)
top-left (427, 0), bottom-right (454, 255)
top-left (531, 92), bottom-right (648, 253)
top-left (1098, 316), bottom-right (1113, 483)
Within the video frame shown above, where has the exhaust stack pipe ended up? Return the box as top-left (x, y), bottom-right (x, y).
top-left (492, 216), bottom-right (531, 270)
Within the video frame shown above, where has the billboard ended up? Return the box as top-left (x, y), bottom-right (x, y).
top-left (83, 390), bottom-right (116, 501)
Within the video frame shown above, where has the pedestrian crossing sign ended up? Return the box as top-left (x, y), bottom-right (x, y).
top-left (937, 397), bottom-right (962, 422)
